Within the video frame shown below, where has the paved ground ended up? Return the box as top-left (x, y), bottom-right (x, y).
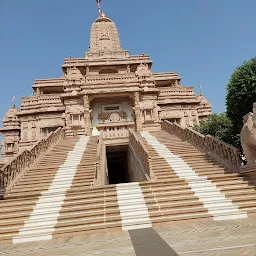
top-left (0, 217), bottom-right (255, 256)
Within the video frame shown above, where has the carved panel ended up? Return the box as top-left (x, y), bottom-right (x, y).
top-left (98, 111), bottom-right (127, 123)
top-left (39, 118), bottom-right (64, 128)
top-left (66, 105), bottom-right (84, 114)
top-left (135, 64), bottom-right (152, 78)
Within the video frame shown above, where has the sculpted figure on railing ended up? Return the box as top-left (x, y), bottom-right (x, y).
top-left (240, 103), bottom-right (256, 165)
top-left (162, 121), bottom-right (241, 170)
top-left (0, 127), bottom-right (65, 199)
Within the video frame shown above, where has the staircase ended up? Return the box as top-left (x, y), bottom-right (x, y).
top-left (0, 136), bottom-right (101, 243)
top-left (0, 130), bottom-right (255, 244)
top-left (140, 130), bottom-right (256, 219)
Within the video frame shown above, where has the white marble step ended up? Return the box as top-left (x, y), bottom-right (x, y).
top-left (13, 136), bottom-right (89, 244)
top-left (141, 131), bottom-right (248, 221)
top-left (116, 183), bottom-right (152, 230)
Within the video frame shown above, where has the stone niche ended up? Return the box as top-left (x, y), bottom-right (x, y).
top-left (63, 98), bottom-right (85, 132)
top-left (139, 92), bottom-right (161, 131)
top-left (1, 132), bottom-right (19, 160)
top-left (91, 100), bottom-right (134, 136)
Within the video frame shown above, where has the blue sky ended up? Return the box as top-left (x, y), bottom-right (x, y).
top-left (0, 0), bottom-right (255, 125)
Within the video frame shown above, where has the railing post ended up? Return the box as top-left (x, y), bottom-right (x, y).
top-left (0, 172), bottom-right (5, 199)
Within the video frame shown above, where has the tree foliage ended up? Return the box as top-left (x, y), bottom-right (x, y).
top-left (226, 57), bottom-right (256, 135)
top-left (194, 113), bottom-right (236, 145)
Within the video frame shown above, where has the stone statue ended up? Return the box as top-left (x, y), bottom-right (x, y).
top-left (241, 103), bottom-right (256, 164)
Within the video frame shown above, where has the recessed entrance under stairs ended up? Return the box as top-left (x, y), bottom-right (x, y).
top-left (106, 145), bottom-right (129, 184)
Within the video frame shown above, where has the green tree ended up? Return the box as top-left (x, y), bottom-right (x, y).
top-left (226, 57), bottom-right (256, 136)
top-left (194, 113), bottom-right (235, 145)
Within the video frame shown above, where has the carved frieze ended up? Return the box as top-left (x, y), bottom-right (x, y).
top-left (98, 111), bottom-right (127, 123)
top-left (64, 98), bottom-right (83, 105)
top-left (39, 119), bottom-right (64, 128)
top-left (160, 111), bottom-right (183, 119)
top-left (66, 105), bottom-right (84, 114)
top-left (140, 101), bottom-right (155, 110)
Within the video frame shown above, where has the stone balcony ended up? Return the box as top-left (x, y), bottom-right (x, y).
top-left (158, 87), bottom-right (195, 97)
top-left (97, 121), bottom-right (135, 144)
top-left (86, 73), bottom-right (135, 85)
top-left (20, 95), bottom-right (64, 111)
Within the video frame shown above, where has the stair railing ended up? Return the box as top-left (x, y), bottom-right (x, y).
top-left (162, 120), bottom-right (241, 171)
top-left (129, 130), bottom-right (155, 180)
top-left (94, 132), bottom-right (108, 186)
top-left (0, 127), bottom-right (65, 199)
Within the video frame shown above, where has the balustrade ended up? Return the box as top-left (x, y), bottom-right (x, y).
top-left (21, 95), bottom-right (63, 109)
top-left (94, 133), bottom-right (108, 186)
top-left (129, 130), bottom-right (155, 180)
top-left (98, 122), bottom-right (135, 140)
top-left (0, 128), bottom-right (65, 199)
top-left (162, 121), bottom-right (241, 170)
top-left (86, 73), bottom-right (135, 84)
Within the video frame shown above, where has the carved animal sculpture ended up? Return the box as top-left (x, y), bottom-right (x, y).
top-left (241, 103), bottom-right (256, 164)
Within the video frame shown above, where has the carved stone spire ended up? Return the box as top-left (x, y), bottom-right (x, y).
top-left (85, 1), bottom-right (129, 59)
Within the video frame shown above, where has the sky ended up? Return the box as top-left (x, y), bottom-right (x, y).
top-left (0, 0), bottom-right (256, 125)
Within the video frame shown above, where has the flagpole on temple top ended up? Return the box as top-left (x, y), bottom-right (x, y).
top-left (12, 96), bottom-right (16, 107)
top-left (198, 84), bottom-right (203, 95)
top-left (96, 0), bottom-right (102, 17)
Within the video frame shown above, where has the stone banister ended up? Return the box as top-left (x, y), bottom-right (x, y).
top-left (129, 130), bottom-right (155, 180)
top-left (94, 133), bottom-right (107, 186)
top-left (0, 128), bottom-right (65, 199)
top-left (162, 121), bottom-right (241, 171)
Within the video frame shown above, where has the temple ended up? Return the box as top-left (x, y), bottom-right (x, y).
top-left (0, 5), bottom-right (211, 162)
top-left (0, 1), bottom-right (255, 247)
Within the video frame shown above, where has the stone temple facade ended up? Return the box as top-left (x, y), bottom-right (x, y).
top-left (0, 12), bottom-right (211, 163)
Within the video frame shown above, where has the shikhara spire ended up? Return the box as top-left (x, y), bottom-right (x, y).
top-left (86, 1), bottom-right (127, 58)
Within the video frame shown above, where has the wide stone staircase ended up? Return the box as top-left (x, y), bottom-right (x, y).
top-left (0, 136), bottom-right (100, 243)
top-left (0, 130), bottom-right (255, 244)
top-left (140, 130), bottom-right (256, 220)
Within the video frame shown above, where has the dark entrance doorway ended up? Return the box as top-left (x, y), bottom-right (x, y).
top-left (106, 145), bottom-right (129, 184)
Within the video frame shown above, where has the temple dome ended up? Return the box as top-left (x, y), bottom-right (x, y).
top-left (197, 94), bottom-right (212, 108)
top-left (3, 106), bottom-right (19, 122)
top-left (86, 13), bottom-right (128, 58)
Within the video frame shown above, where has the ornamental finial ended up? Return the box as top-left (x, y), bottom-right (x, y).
top-left (96, 0), bottom-right (102, 17)
top-left (12, 96), bottom-right (16, 108)
top-left (198, 84), bottom-right (203, 95)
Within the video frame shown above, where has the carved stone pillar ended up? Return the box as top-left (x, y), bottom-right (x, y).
top-left (153, 104), bottom-right (160, 122)
top-left (83, 95), bottom-right (91, 136)
top-left (134, 92), bottom-right (143, 132)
